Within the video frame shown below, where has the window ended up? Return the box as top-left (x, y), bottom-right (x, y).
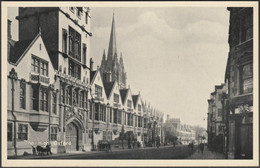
top-left (85, 12), bottom-right (89, 24)
top-left (113, 109), bottom-right (118, 124)
top-left (69, 27), bottom-right (81, 61)
top-left (138, 104), bottom-right (141, 112)
top-left (69, 60), bottom-right (81, 79)
top-left (62, 29), bottom-right (68, 53)
top-left (127, 113), bottom-right (131, 126)
top-left (138, 116), bottom-right (142, 127)
top-left (31, 56), bottom-right (48, 76)
top-left (52, 93), bottom-right (57, 114)
top-left (31, 56), bottom-right (40, 73)
top-left (240, 62), bottom-right (253, 94)
top-left (241, 11), bottom-right (253, 43)
top-left (127, 100), bottom-right (132, 109)
top-left (89, 102), bottom-right (93, 120)
top-left (32, 84), bottom-right (39, 110)
top-left (117, 110), bottom-right (122, 124)
top-left (114, 93), bottom-right (119, 103)
top-left (218, 109), bottom-right (222, 117)
top-left (95, 85), bottom-right (102, 97)
top-left (83, 43), bottom-right (87, 65)
top-left (18, 124), bottom-right (28, 141)
top-left (110, 108), bottom-right (113, 123)
top-left (8, 123), bottom-right (12, 141)
top-left (95, 103), bottom-right (99, 120)
top-left (51, 127), bottom-right (58, 141)
top-left (40, 87), bottom-right (48, 112)
top-left (20, 81), bottom-right (26, 109)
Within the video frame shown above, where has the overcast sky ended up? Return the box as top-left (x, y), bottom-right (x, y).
top-left (8, 7), bottom-right (230, 128)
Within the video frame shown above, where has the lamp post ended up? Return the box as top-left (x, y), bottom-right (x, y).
top-left (9, 68), bottom-right (18, 156)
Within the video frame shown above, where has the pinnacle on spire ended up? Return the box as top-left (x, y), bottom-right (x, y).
top-left (102, 49), bottom-right (106, 60)
top-left (107, 11), bottom-right (117, 61)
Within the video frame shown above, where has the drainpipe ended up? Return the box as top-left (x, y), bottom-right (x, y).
top-left (9, 68), bottom-right (18, 156)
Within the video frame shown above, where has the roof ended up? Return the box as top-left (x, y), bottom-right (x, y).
top-left (90, 71), bottom-right (97, 84)
top-left (103, 81), bottom-right (115, 98)
top-left (119, 89), bottom-right (128, 104)
top-left (9, 38), bottom-right (34, 64)
top-left (132, 95), bottom-right (139, 108)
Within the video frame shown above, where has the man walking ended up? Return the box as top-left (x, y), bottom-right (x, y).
top-left (199, 143), bottom-right (204, 154)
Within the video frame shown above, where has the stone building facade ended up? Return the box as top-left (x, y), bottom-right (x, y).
top-left (225, 7), bottom-right (253, 159)
top-left (7, 7), bottom-right (164, 156)
top-left (207, 7), bottom-right (253, 159)
top-left (207, 84), bottom-right (227, 153)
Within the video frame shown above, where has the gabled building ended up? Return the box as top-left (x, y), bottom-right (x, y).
top-left (132, 93), bottom-right (144, 144)
top-left (103, 77), bottom-right (124, 140)
top-left (89, 69), bottom-right (108, 149)
top-left (7, 32), bottom-right (58, 156)
top-left (120, 87), bottom-right (134, 132)
top-left (8, 7), bottom-right (92, 156)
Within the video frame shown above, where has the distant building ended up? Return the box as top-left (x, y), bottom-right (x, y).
top-left (164, 116), bottom-right (195, 145)
top-left (207, 84), bottom-right (227, 152)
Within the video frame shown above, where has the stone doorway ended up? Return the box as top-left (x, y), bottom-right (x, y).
top-left (65, 121), bottom-right (82, 151)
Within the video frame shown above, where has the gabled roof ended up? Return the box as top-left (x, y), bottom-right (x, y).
top-left (103, 81), bottom-right (115, 99)
top-left (9, 38), bottom-right (35, 64)
top-left (132, 95), bottom-right (139, 109)
top-left (90, 71), bottom-right (97, 84)
top-left (119, 89), bottom-right (128, 104)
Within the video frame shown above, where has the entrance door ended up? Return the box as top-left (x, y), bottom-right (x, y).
top-left (66, 122), bottom-right (81, 151)
top-left (239, 124), bottom-right (253, 159)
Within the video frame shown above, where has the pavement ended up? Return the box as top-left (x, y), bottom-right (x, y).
top-left (186, 147), bottom-right (226, 159)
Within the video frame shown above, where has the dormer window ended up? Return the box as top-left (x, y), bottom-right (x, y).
top-left (95, 84), bottom-right (102, 97)
top-left (114, 93), bottom-right (119, 103)
top-left (31, 55), bottom-right (48, 76)
top-left (138, 104), bottom-right (141, 111)
top-left (127, 100), bottom-right (132, 109)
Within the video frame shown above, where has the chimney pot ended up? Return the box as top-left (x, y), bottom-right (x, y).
top-left (8, 19), bottom-right (12, 39)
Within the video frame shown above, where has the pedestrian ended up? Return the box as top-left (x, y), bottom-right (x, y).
top-left (191, 142), bottom-right (194, 151)
top-left (173, 141), bottom-right (175, 147)
top-left (199, 143), bottom-right (204, 154)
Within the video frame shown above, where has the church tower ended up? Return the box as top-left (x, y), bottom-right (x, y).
top-left (100, 12), bottom-right (127, 89)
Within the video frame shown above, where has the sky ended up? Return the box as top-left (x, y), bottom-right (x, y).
top-left (8, 7), bottom-right (230, 128)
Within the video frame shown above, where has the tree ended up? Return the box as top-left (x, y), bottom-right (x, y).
top-left (163, 123), bottom-right (178, 144)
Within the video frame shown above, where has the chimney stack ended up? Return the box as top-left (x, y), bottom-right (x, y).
top-left (8, 19), bottom-right (12, 39)
top-left (90, 58), bottom-right (94, 71)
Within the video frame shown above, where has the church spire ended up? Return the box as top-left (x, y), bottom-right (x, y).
top-left (107, 11), bottom-right (117, 61)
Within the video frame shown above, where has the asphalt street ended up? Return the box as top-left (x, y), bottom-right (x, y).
top-left (40, 145), bottom-right (195, 159)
